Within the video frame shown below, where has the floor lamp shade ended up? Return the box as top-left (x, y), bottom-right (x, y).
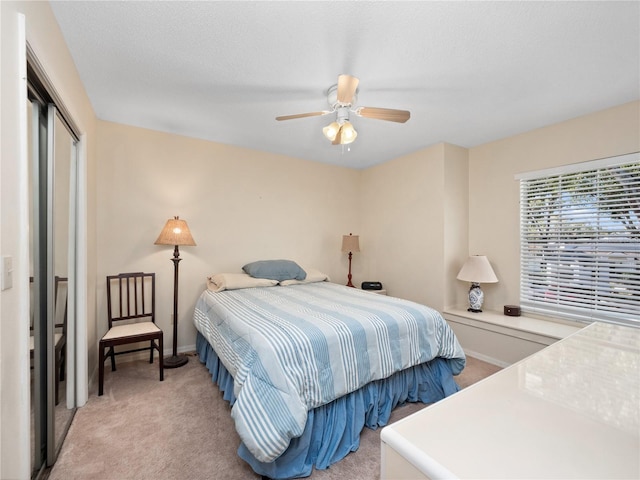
top-left (342, 233), bottom-right (360, 287)
top-left (154, 216), bottom-right (196, 368)
top-left (457, 255), bottom-right (498, 313)
top-left (154, 217), bottom-right (196, 247)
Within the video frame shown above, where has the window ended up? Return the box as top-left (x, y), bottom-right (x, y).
top-left (518, 153), bottom-right (640, 327)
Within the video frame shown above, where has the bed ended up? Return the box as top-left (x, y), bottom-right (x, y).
top-left (193, 269), bottom-right (465, 479)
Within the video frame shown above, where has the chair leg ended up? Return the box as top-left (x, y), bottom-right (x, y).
top-left (149, 340), bottom-right (154, 364)
top-left (110, 346), bottom-right (116, 372)
top-left (159, 335), bottom-right (164, 381)
top-left (56, 345), bottom-right (66, 405)
top-left (60, 346), bottom-right (66, 381)
top-left (55, 349), bottom-right (60, 406)
top-left (99, 342), bottom-right (105, 396)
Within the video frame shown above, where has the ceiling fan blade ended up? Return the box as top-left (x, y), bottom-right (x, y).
top-left (356, 107), bottom-right (410, 123)
top-left (332, 126), bottom-right (343, 145)
top-left (276, 111), bottom-right (331, 121)
top-left (337, 74), bottom-right (359, 104)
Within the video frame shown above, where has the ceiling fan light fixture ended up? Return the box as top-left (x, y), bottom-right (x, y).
top-left (331, 122), bottom-right (358, 145)
top-left (323, 121), bottom-right (340, 141)
top-left (339, 122), bottom-right (357, 144)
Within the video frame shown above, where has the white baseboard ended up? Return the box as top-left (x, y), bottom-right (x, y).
top-left (462, 349), bottom-right (510, 368)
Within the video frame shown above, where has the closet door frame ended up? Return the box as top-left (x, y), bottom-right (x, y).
top-left (27, 43), bottom-right (84, 474)
top-left (29, 97), bottom-right (47, 477)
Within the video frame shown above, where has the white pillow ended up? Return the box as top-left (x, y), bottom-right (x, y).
top-left (279, 267), bottom-right (330, 286)
top-left (207, 273), bottom-right (278, 292)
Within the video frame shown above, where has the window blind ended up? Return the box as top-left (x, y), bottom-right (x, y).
top-left (519, 156), bottom-right (640, 327)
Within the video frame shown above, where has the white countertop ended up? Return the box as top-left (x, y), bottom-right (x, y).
top-left (381, 322), bottom-right (640, 479)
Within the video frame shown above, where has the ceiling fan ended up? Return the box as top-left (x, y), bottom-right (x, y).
top-left (276, 74), bottom-right (410, 145)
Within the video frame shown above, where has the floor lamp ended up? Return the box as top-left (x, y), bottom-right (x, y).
top-left (155, 216), bottom-right (196, 368)
top-left (341, 233), bottom-right (360, 287)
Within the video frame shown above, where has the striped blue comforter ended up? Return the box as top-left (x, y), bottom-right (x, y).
top-left (193, 282), bottom-right (465, 463)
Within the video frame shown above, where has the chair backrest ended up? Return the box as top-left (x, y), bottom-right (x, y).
top-left (106, 272), bottom-right (155, 329)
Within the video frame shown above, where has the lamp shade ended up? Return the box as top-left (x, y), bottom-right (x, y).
top-left (341, 233), bottom-right (360, 253)
top-left (323, 122), bottom-right (340, 141)
top-left (324, 121), bottom-right (358, 145)
top-left (154, 216), bottom-right (196, 246)
top-left (337, 122), bottom-right (357, 145)
top-left (457, 255), bottom-right (498, 283)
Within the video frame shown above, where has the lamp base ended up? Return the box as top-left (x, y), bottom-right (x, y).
top-left (468, 283), bottom-right (484, 312)
top-left (163, 354), bottom-right (188, 369)
top-left (346, 251), bottom-right (355, 287)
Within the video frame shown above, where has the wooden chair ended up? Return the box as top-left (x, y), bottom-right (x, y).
top-left (98, 272), bottom-right (164, 396)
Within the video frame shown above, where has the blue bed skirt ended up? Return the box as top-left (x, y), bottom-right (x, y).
top-left (196, 331), bottom-right (459, 479)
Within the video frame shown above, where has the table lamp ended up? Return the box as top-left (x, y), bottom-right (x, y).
top-left (457, 255), bottom-right (498, 313)
top-left (341, 233), bottom-right (360, 287)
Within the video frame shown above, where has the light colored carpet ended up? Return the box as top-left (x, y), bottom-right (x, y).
top-left (48, 353), bottom-right (501, 480)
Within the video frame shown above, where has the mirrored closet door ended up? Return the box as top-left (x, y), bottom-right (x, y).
top-left (28, 57), bottom-right (79, 479)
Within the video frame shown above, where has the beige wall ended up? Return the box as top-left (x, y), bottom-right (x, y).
top-left (359, 142), bottom-right (469, 310)
top-left (442, 143), bottom-right (470, 309)
top-left (0, 1), bottom-right (97, 477)
top-left (95, 121), bottom-right (361, 357)
top-left (468, 101), bottom-right (640, 312)
top-left (361, 143), bottom-right (449, 307)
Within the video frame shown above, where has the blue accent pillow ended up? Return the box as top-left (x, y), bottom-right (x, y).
top-left (242, 260), bottom-right (307, 282)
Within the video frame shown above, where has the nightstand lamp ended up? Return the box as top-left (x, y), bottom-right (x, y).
top-left (457, 255), bottom-right (498, 313)
top-left (341, 233), bottom-right (360, 287)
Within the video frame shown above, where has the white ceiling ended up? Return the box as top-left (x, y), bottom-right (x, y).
top-left (50, 1), bottom-right (640, 169)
